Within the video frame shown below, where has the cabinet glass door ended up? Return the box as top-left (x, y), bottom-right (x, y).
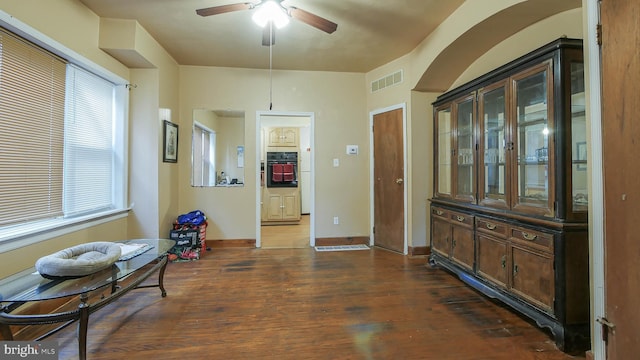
top-left (570, 62), bottom-right (587, 212)
top-left (455, 97), bottom-right (475, 202)
top-left (512, 62), bottom-right (553, 215)
top-left (436, 106), bottom-right (452, 197)
top-left (479, 82), bottom-right (507, 208)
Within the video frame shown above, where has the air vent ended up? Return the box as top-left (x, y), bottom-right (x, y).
top-left (371, 70), bottom-right (403, 92)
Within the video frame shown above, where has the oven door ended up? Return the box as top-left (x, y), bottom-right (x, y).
top-left (267, 161), bottom-right (298, 188)
top-left (267, 152), bottom-right (298, 188)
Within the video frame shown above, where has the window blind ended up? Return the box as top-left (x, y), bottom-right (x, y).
top-left (0, 29), bottom-right (66, 226)
top-left (64, 65), bottom-right (116, 216)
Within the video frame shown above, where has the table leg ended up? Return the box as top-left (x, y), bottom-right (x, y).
top-left (158, 256), bottom-right (168, 297)
top-left (78, 293), bottom-right (90, 360)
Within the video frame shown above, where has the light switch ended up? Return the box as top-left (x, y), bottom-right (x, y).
top-left (346, 145), bottom-right (358, 155)
top-left (333, 158), bottom-right (339, 167)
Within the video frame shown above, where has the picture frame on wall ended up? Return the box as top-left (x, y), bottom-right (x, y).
top-left (163, 120), bottom-right (179, 163)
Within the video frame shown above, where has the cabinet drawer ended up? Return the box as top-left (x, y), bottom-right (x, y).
top-left (449, 211), bottom-right (474, 227)
top-left (510, 227), bottom-right (553, 253)
top-left (476, 218), bottom-right (508, 238)
top-left (431, 207), bottom-right (449, 220)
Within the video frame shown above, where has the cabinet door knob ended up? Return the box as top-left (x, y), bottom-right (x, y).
top-left (513, 264), bottom-right (519, 275)
top-left (501, 255), bottom-right (506, 268)
top-left (395, 178), bottom-right (404, 184)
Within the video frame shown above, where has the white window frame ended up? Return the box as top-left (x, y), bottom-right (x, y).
top-left (0, 11), bottom-right (129, 253)
top-left (192, 121), bottom-right (217, 187)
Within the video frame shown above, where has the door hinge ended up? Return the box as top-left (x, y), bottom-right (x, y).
top-left (596, 23), bottom-right (602, 46)
top-left (597, 317), bottom-right (616, 343)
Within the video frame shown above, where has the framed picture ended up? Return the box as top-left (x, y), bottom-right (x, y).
top-left (163, 120), bottom-right (179, 163)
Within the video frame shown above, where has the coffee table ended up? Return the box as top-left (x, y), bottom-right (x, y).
top-left (0, 238), bottom-right (175, 360)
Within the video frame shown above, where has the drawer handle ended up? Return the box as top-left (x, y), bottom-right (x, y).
top-left (456, 215), bottom-right (465, 222)
top-left (436, 210), bottom-right (444, 216)
top-left (522, 232), bottom-right (538, 241)
top-left (485, 223), bottom-right (497, 230)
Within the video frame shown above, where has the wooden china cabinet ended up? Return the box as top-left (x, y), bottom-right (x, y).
top-left (429, 38), bottom-right (589, 352)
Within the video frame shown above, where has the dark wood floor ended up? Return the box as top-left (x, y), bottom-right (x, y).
top-left (53, 248), bottom-right (585, 359)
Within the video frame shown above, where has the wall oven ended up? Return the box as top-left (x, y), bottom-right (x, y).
top-left (266, 152), bottom-right (298, 188)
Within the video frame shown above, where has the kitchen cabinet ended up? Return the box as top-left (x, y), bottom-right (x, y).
top-left (263, 188), bottom-right (300, 223)
top-left (429, 38), bottom-right (588, 352)
top-left (267, 127), bottom-right (299, 148)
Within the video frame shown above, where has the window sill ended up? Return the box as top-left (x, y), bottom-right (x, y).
top-left (0, 209), bottom-right (131, 253)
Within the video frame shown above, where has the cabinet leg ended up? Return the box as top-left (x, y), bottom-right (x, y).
top-left (428, 256), bottom-right (438, 268)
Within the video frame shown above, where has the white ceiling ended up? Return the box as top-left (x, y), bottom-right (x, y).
top-left (78, 0), bottom-right (464, 73)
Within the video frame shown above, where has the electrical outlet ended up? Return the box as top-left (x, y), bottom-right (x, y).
top-left (333, 158), bottom-right (339, 167)
top-left (333, 216), bottom-right (339, 225)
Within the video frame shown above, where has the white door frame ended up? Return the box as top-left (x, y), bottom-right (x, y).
top-left (369, 103), bottom-right (408, 254)
top-left (585, 1), bottom-right (605, 358)
top-left (255, 111), bottom-right (315, 248)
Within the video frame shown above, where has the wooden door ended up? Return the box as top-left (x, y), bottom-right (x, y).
top-left (450, 223), bottom-right (474, 271)
top-left (431, 216), bottom-right (450, 258)
top-left (373, 108), bottom-right (405, 253)
top-left (476, 234), bottom-right (508, 289)
top-left (601, 0), bottom-right (640, 357)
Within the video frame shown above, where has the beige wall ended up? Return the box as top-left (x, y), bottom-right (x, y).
top-left (179, 66), bottom-right (368, 240)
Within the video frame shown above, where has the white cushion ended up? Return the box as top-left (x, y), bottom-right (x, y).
top-left (35, 242), bottom-right (122, 279)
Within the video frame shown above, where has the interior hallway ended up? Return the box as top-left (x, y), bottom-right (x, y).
top-left (261, 214), bottom-right (310, 249)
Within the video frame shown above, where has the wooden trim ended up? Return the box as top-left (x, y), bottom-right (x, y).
top-left (429, 198), bottom-right (587, 231)
top-left (408, 246), bottom-right (429, 256)
top-left (314, 237), bottom-right (369, 246)
top-left (207, 239), bottom-right (256, 248)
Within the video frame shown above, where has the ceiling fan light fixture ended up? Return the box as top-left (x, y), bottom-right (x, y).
top-left (252, 1), bottom-right (290, 29)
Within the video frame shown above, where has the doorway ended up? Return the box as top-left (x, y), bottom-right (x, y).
top-left (256, 111), bottom-right (314, 248)
top-left (370, 104), bottom-right (407, 254)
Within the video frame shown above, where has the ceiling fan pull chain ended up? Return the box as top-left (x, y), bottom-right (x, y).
top-left (269, 20), bottom-right (273, 110)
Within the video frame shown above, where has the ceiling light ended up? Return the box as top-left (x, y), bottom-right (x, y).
top-left (252, 1), bottom-right (290, 29)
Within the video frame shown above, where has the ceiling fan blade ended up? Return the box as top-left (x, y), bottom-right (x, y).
top-left (288, 6), bottom-right (337, 34)
top-left (196, 3), bottom-right (253, 17)
top-left (262, 23), bottom-right (275, 46)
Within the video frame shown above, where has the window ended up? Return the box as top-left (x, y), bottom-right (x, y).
top-left (192, 123), bottom-right (216, 187)
top-left (0, 27), bottom-right (127, 241)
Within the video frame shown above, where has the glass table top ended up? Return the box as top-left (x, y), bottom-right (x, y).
top-left (0, 239), bottom-right (175, 303)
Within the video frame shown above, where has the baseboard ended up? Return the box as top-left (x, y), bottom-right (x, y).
top-left (408, 246), bottom-right (429, 256)
top-left (314, 237), bottom-right (369, 246)
top-left (207, 239), bottom-right (256, 248)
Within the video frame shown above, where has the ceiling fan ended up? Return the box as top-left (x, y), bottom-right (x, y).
top-left (196, 1), bottom-right (338, 46)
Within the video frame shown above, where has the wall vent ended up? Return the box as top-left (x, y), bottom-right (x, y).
top-left (371, 70), bottom-right (403, 92)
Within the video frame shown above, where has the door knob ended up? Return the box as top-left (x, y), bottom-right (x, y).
top-left (395, 178), bottom-right (403, 184)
